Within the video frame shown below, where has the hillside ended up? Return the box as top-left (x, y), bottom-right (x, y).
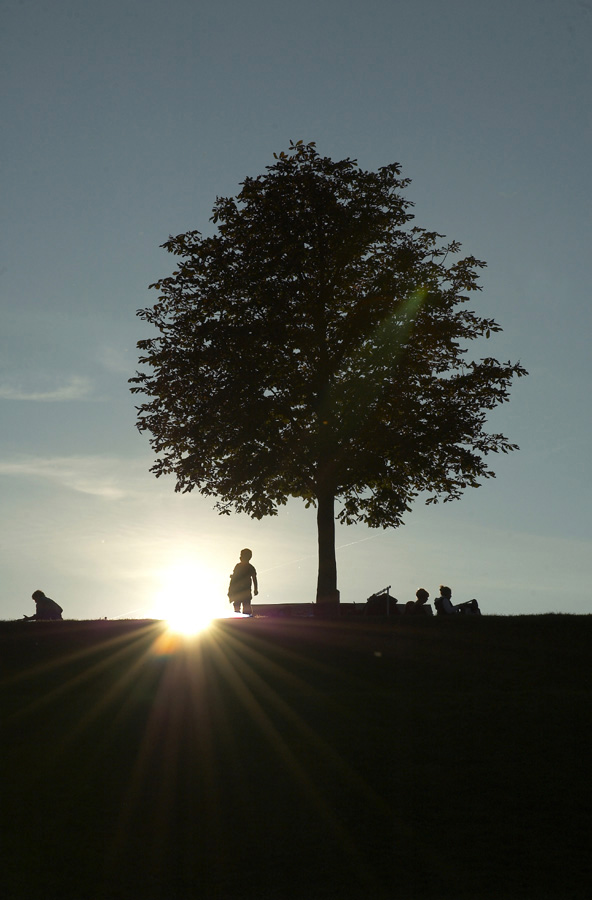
top-left (1, 615), bottom-right (590, 899)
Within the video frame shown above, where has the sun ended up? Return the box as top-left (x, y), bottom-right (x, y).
top-left (150, 559), bottom-right (230, 637)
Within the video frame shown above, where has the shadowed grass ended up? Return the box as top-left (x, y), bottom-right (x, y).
top-left (1, 615), bottom-right (590, 899)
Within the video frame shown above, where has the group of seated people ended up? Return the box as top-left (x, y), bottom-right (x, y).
top-left (407, 585), bottom-right (481, 616)
top-left (365, 585), bottom-right (480, 616)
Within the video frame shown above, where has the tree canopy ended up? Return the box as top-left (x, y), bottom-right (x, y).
top-left (130, 141), bottom-right (526, 604)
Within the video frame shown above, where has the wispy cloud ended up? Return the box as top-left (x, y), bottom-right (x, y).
top-left (97, 343), bottom-right (134, 376)
top-left (0, 376), bottom-right (93, 402)
top-left (0, 455), bottom-right (133, 498)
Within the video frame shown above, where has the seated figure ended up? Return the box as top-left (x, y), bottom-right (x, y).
top-left (434, 585), bottom-right (480, 616)
top-left (406, 588), bottom-right (432, 615)
top-left (24, 590), bottom-right (63, 620)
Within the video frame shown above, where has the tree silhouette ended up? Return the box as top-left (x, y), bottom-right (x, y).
top-left (130, 141), bottom-right (526, 605)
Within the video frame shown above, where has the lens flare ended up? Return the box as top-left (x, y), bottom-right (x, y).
top-left (149, 560), bottom-right (230, 638)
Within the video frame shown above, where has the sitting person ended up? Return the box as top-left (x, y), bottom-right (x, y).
top-left (434, 585), bottom-right (480, 616)
top-left (406, 588), bottom-right (431, 615)
top-left (24, 589), bottom-right (63, 620)
top-left (415, 587), bottom-right (430, 611)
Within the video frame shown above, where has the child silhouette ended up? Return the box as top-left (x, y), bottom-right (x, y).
top-left (228, 548), bottom-right (258, 615)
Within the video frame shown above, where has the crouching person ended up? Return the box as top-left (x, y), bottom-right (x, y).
top-left (24, 590), bottom-right (63, 620)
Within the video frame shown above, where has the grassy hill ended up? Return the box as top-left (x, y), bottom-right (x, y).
top-left (1, 615), bottom-right (590, 899)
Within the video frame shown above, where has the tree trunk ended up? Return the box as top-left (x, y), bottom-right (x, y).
top-left (316, 489), bottom-right (340, 604)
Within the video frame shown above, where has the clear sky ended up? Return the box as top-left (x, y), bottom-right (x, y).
top-left (1, 0), bottom-right (590, 620)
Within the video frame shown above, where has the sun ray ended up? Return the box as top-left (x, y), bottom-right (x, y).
top-left (148, 558), bottom-right (231, 638)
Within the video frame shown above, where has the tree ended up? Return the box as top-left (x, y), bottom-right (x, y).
top-left (130, 141), bottom-right (526, 605)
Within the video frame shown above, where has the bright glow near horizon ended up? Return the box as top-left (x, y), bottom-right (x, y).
top-left (149, 559), bottom-right (231, 636)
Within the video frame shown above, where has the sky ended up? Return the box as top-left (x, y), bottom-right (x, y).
top-left (1, 0), bottom-right (591, 620)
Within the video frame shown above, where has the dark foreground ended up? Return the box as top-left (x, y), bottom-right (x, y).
top-left (1, 615), bottom-right (590, 900)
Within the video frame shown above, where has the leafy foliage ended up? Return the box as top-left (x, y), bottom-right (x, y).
top-left (131, 140), bottom-right (525, 540)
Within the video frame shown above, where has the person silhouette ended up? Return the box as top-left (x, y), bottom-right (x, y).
top-left (434, 585), bottom-right (480, 616)
top-left (405, 588), bottom-right (430, 614)
top-left (228, 549), bottom-right (258, 615)
top-left (414, 587), bottom-right (430, 612)
top-left (24, 590), bottom-right (63, 620)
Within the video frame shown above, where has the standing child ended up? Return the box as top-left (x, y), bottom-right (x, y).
top-left (228, 548), bottom-right (258, 615)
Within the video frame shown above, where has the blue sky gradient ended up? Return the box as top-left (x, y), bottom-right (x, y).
top-left (1, 0), bottom-right (590, 618)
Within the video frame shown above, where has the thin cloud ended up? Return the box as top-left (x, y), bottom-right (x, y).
top-left (0, 375), bottom-right (92, 402)
top-left (97, 343), bottom-right (134, 376)
top-left (0, 456), bottom-right (131, 499)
